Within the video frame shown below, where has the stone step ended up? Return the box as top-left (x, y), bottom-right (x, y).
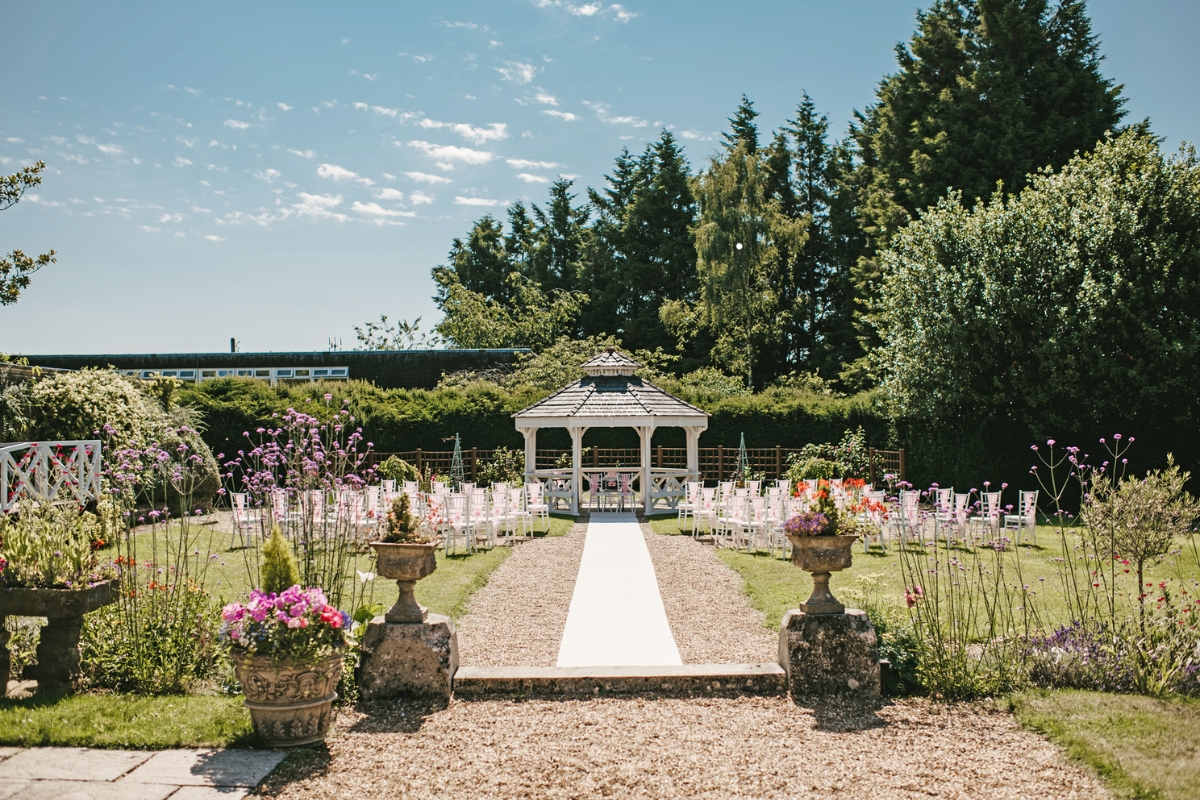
top-left (453, 663), bottom-right (786, 699)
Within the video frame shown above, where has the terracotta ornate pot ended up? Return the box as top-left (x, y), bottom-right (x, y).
top-left (370, 541), bottom-right (439, 623)
top-left (0, 580), bottom-right (119, 691)
top-left (786, 534), bottom-right (859, 615)
top-left (231, 648), bottom-right (344, 747)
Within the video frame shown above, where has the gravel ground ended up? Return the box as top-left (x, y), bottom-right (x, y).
top-left (455, 518), bottom-right (588, 666)
top-left (641, 523), bottom-right (777, 664)
top-left (258, 696), bottom-right (1111, 799)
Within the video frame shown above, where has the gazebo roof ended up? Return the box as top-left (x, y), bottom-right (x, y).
top-left (513, 367), bottom-right (708, 430)
top-left (580, 348), bottom-right (640, 376)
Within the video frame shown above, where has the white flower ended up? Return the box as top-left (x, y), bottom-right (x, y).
top-left (356, 570), bottom-right (376, 583)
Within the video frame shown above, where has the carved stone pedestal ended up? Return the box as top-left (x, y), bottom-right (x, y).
top-left (778, 608), bottom-right (880, 699)
top-left (358, 614), bottom-right (458, 700)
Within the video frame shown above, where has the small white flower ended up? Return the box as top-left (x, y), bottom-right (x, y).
top-left (356, 570), bottom-right (376, 583)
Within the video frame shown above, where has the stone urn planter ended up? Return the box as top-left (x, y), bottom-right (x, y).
top-left (785, 534), bottom-right (859, 615)
top-left (0, 580), bottom-right (119, 691)
top-left (231, 648), bottom-right (344, 747)
top-left (370, 541), bottom-right (438, 623)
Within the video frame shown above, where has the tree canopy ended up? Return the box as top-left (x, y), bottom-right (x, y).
top-left (1, 161), bottom-right (56, 306)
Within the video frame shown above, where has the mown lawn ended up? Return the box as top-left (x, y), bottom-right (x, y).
top-left (647, 515), bottom-right (1200, 631)
top-left (0, 693), bottom-right (254, 749)
top-left (1011, 690), bottom-right (1200, 800)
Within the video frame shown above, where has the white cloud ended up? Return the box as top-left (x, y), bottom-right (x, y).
top-left (6, 137), bottom-right (24, 143)
top-left (207, 164), bottom-right (228, 171)
top-left (205, 235), bottom-right (225, 241)
top-left (417, 119), bottom-right (508, 145)
top-left (583, 101), bottom-right (647, 127)
top-left (317, 163), bottom-right (357, 181)
top-left (495, 61), bottom-right (539, 84)
top-left (176, 136), bottom-right (198, 148)
top-left (507, 158), bottom-right (560, 169)
top-left (533, 91), bottom-right (558, 106)
top-left (570, 2), bottom-right (602, 15)
top-left (455, 196), bottom-right (501, 207)
top-left (516, 173), bottom-right (550, 184)
top-left (287, 149), bottom-right (315, 158)
top-left (292, 192), bottom-right (348, 221)
top-left (96, 143), bottom-right (124, 155)
top-left (350, 69), bottom-right (379, 81)
top-left (374, 188), bottom-right (404, 200)
top-left (679, 129), bottom-right (714, 141)
top-left (610, 3), bottom-right (636, 22)
top-left (173, 156), bottom-right (193, 167)
top-left (542, 110), bottom-right (579, 121)
top-left (317, 163), bottom-right (374, 185)
top-left (159, 212), bottom-right (184, 223)
top-left (278, 102), bottom-right (294, 111)
top-left (382, 172), bottom-right (396, 180)
top-left (351, 201), bottom-right (416, 217)
top-left (405, 171), bottom-right (453, 185)
top-left (532, 1), bottom-right (637, 22)
top-left (254, 168), bottom-right (282, 183)
top-left (77, 135), bottom-right (95, 144)
top-left (410, 191), bottom-right (434, 205)
top-left (223, 120), bottom-right (251, 130)
top-left (407, 141), bottom-right (493, 165)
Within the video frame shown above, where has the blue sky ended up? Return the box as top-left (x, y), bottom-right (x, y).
top-left (2, 0), bottom-right (1197, 355)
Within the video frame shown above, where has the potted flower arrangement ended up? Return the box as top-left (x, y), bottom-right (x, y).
top-left (370, 493), bottom-right (439, 624)
top-left (0, 500), bottom-right (118, 691)
top-left (221, 529), bottom-right (350, 747)
top-left (782, 480), bottom-right (862, 615)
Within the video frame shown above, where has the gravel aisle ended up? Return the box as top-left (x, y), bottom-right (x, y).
top-left (642, 524), bottom-right (777, 664)
top-left (261, 696), bottom-right (1110, 799)
top-left (455, 520), bottom-right (588, 666)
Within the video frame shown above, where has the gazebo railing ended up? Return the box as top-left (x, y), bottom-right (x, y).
top-left (648, 468), bottom-right (698, 511)
top-left (525, 469), bottom-right (576, 512)
top-left (1, 440), bottom-right (103, 513)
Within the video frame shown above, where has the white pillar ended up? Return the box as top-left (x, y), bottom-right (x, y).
top-left (522, 427), bottom-right (538, 478)
top-left (640, 425), bottom-right (654, 514)
top-left (685, 426), bottom-right (701, 478)
top-left (569, 426), bottom-right (586, 516)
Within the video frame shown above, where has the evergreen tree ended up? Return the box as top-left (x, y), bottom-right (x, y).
top-left (722, 94), bottom-right (760, 154)
top-left (431, 216), bottom-right (512, 307)
top-left (530, 179), bottom-right (590, 293)
top-left (847, 0), bottom-right (1126, 387)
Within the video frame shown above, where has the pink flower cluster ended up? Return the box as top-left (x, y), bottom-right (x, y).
top-left (220, 585), bottom-right (346, 648)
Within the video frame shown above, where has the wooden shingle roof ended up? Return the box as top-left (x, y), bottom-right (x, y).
top-left (514, 374), bottom-right (708, 423)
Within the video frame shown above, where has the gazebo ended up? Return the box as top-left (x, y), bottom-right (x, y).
top-left (513, 349), bottom-right (710, 514)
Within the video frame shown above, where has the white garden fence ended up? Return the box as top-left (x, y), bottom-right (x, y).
top-left (0, 440), bottom-right (103, 513)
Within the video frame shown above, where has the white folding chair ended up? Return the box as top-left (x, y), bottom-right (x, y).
top-left (1004, 490), bottom-right (1038, 545)
top-left (970, 491), bottom-right (1002, 543)
top-left (526, 482), bottom-right (549, 534)
top-left (230, 492), bottom-right (258, 548)
top-left (677, 481), bottom-right (701, 533)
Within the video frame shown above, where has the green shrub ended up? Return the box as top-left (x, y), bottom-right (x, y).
top-left (260, 529), bottom-right (299, 594)
top-left (477, 446), bottom-right (524, 486)
top-left (376, 456), bottom-right (419, 485)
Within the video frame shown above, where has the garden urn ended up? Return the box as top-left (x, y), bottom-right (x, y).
top-left (786, 534), bottom-right (859, 615)
top-left (369, 541), bottom-right (439, 623)
top-left (231, 648), bottom-right (344, 747)
top-left (0, 579), bottom-right (119, 691)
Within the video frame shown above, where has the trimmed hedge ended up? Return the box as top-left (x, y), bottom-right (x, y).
top-left (179, 378), bottom-right (1199, 497)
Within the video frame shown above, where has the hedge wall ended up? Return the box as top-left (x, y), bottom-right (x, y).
top-left (180, 378), bottom-right (1199, 497)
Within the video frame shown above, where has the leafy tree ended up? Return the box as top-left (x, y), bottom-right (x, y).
top-left (434, 271), bottom-right (587, 350)
top-left (1, 161), bottom-right (56, 306)
top-left (849, 0), bottom-right (1126, 385)
top-left (876, 131), bottom-right (1200, 432)
top-left (529, 179), bottom-right (589, 293)
top-left (690, 141), bottom-right (807, 387)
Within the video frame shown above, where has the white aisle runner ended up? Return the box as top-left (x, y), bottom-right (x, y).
top-left (556, 512), bottom-right (682, 667)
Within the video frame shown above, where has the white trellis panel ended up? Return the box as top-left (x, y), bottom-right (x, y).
top-left (0, 440), bottom-right (103, 513)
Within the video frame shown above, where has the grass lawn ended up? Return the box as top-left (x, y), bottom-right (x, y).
top-left (1010, 690), bottom-right (1200, 800)
top-left (646, 515), bottom-right (1200, 631)
top-left (0, 693), bottom-right (253, 749)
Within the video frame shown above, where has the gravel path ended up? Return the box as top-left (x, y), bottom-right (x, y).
top-left (455, 519), bottom-right (588, 666)
top-left (259, 696), bottom-right (1111, 799)
top-left (642, 524), bottom-right (777, 664)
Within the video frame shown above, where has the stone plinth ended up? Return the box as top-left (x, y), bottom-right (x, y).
top-left (358, 614), bottom-right (457, 700)
top-left (778, 608), bottom-right (880, 699)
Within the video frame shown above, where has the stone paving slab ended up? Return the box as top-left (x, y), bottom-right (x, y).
top-left (0, 784), bottom-right (26, 800)
top-left (1, 780), bottom-right (175, 799)
top-left (170, 788), bottom-right (251, 799)
top-left (0, 752), bottom-right (19, 764)
top-left (0, 747), bottom-right (152, 782)
top-left (123, 749), bottom-right (286, 788)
